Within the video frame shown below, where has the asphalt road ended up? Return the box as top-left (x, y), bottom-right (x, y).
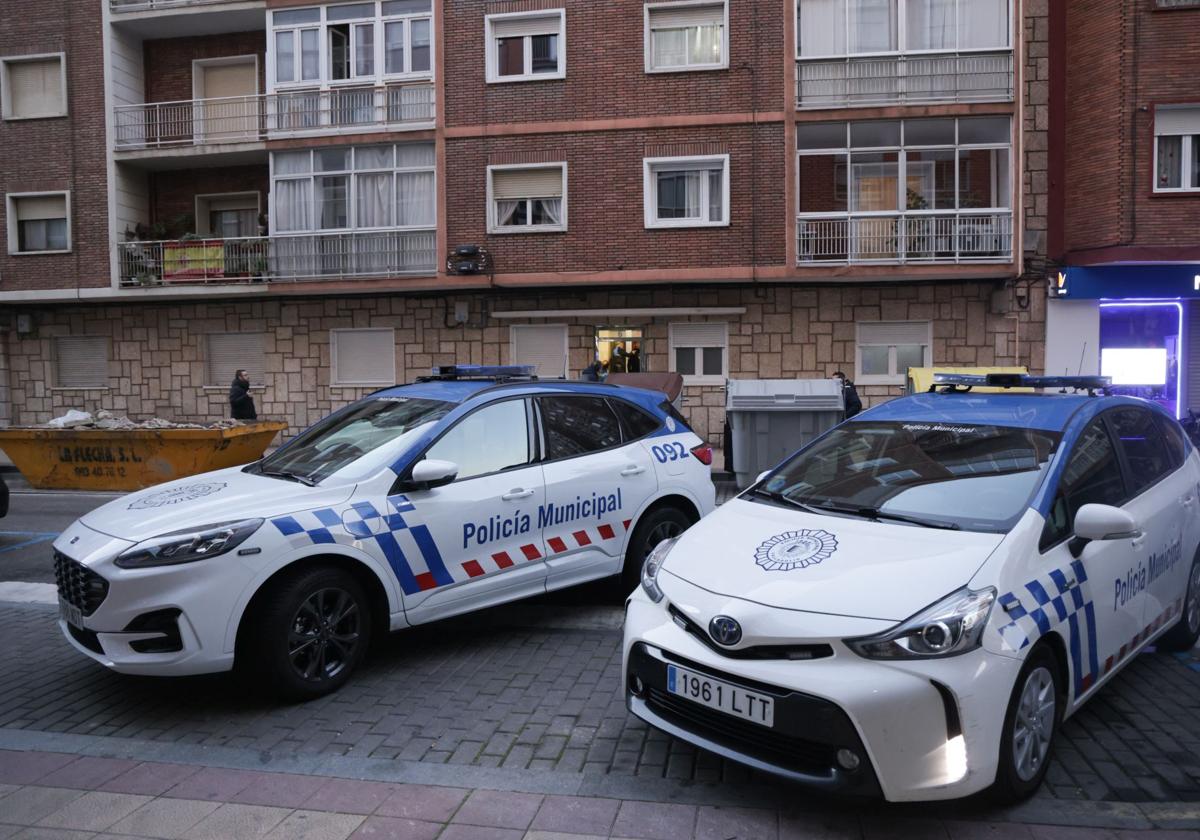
top-left (0, 486), bottom-right (119, 583)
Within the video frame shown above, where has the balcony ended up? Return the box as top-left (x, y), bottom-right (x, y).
top-left (110, 0), bottom-right (259, 10)
top-left (796, 52), bottom-right (1013, 109)
top-left (116, 231), bottom-right (437, 287)
top-left (113, 83), bottom-right (436, 151)
top-left (796, 211), bottom-right (1012, 265)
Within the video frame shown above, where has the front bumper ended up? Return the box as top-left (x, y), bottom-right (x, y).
top-left (623, 587), bottom-right (1022, 802)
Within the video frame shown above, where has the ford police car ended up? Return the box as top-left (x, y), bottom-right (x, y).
top-left (53, 366), bottom-right (715, 698)
top-left (625, 374), bottom-right (1200, 802)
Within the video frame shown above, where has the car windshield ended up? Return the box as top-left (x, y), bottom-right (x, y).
top-left (255, 397), bottom-right (453, 484)
top-left (757, 420), bottom-right (1062, 533)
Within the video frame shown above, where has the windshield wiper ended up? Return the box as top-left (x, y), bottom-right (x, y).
top-left (746, 487), bottom-right (825, 515)
top-left (258, 467), bottom-right (318, 487)
top-left (803, 500), bottom-right (960, 530)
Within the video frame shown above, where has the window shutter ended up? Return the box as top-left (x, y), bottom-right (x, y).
top-left (671, 322), bottom-right (727, 348)
top-left (511, 325), bottom-right (568, 378)
top-left (490, 13), bottom-right (561, 38)
top-left (8, 58), bottom-right (64, 117)
top-left (14, 194), bottom-right (66, 221)
top-left (53, 337), bottom-right (108, 389)
top-left (1155, 107), bottom-right (1200, 136)
top-left (333, 328), bottom-right (396, 385)
top-left (492, 166), bottom-right (564, 199)
top-left (857, 321), bottom-right (931, 345)
top-left (648, 3), bottom-right (724, 29)
top-left (206, 332), bottom-right (265, 386)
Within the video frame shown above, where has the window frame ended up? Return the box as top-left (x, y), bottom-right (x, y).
top-left (643, 154), bottom-right (731, 229)
top-left (668, 321), bottom-right (729, 385)
top-left (1038, 416), bottom-right (1128, 553)
top-left (484, 9), bottom-right (567, 84)
top-left (1104, 406), bottom-right (1181, 499)
top-left (1152, 106), bottom-right (1200, 194)
top-left (643, 0), bottom-right (730, 74)
top-left (486, 162), bottom-right (569, 234)
top-left (533, 395), bottom-right (627, 466)
top-left (854, 320), bottom-right (932, 385)
top-left (330, 327), bottom-right (397, 387)
top-left (399, 395), bottom-right (539, 488)
top-left (6, 191), bottom-right (71, 256)
top-left (608, 397), bottom-right (665, 443)
top-left (51, 335), bottom-right (109, 390)
top-left (0, 52), bottom-right (67, 121)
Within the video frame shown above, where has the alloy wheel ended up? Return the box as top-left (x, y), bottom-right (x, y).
top-left (1012, 665), bottom-right (1056, 782)
top-left (288, 587), bottom-right (361, 683)
top-left (642, 520), bottom-right (684, 560)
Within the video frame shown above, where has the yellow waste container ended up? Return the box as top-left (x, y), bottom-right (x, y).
top-left (0, 422), bottom-right (287, 491)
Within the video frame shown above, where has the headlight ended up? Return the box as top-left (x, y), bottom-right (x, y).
top-left (846, 587), bottom-right (996, 660)
top-left (115, 519), bottom-right (264, 569)
top-left (640, 536), bottom-right (678, 603)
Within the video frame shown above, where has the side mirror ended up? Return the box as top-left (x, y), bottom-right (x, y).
top-left (756, 470), bottom-right (772, 485)
top-left (1070, 504), bottom-right (1141, 557)
top-left (402, 459), bottom-right (458, 492)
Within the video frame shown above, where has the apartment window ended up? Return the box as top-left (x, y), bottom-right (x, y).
top-left (270, 1), bottom-right (433, 88)
top-left (488, 164), bottom-right (567, 233)
top-left (1, 54), bottom-right (67, 120)
top-left (53, 337), bottom-right (108, 390)
top-left (511, 325), bottom-right (569, 379)
top-left (1156, 0), bottom-right (1200, 7)
top-left (856, 321), bottom-right (931, 385)
top-left (796, 0), bottom-right (1009, 58)
top-left (332, 328), bottom-right (396, 386)
top-left (643, 155), bottom-right (729, 228)
top-left (485, 10), bottom-right (566, 83)
top-left (7, 192), bottom-right (70, 255)
top-left (669, 322), bottom-right (728, 384)
top-left (645, 1), bottom-right (728, 72)
top-left (272, 143), bottom-right (435, 233)
top-left (206, 332), bottom-right (265, 388)
top-left (1154, 106), bottom-right (1200, 192)
top-left (195, 193), bottom-right (261, 238)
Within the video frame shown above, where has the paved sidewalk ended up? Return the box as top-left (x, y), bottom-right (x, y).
top-left (1, 749), bottom-right (1199, 839)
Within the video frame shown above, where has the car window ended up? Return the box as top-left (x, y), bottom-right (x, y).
top-left (424, 399), bottom-right (531, 481)
top-left (539, 396), bottom-right (622, 460)
top-left (1040, 419), bottom-right (1127, 549)
top-left (1109, 407), bottom-right (1175, 495)
top-left (610, 399), bottom-right (661, 440)
top-left (1155, 414), bottom-right (1190, 469)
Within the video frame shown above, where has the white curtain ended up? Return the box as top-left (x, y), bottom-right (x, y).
top-left (959, 0), bottom-right (1008, 49)
top-left (906, 0), bottom-right (954, 50)
top-left (539, 198), bottom-right (563, 226)
top-left (688, 24), bottom-right (722, 65)
top-left (799, 0), bottom-right (846, 57)
top-left (707, 170), bottom-right (723, 221)
top-left (652, 29), bottom-right (688, 67)
top-left (848, 0), bottom-right (897, 53)
top-left (497, 200), bottom-right (522, 226)
top-left (274, 179), bottom-right (312, 232)
top-left (684, 172), bottom-right (702, 217)
top-left (396, 171), bottom-right (435, 226)
top-left (356, 173), bottom-right (393, 228)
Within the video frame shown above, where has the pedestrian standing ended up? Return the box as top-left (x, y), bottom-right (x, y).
top-left (229, 369), bottom-right (258, 421)
top-left (832, 371), bottom-right (862, 419)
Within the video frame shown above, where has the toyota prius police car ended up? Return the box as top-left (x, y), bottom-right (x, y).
top-left (625, 374), bottom-right (1200, 802)
top-left (54, 366), bottom-right (715, 698)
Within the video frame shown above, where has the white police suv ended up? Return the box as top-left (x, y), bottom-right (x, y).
top-left (54, 366), bottom-right (715, 698)
top-left (625, 375), bottom-right (1200, 802)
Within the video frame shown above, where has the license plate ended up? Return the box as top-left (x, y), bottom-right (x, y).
top-left (667, 665), bottom-right (774, 728)
top-left (59, 598), bottom-right (83, 628)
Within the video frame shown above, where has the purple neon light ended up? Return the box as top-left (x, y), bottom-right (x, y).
top-left (1098, 300), bottom-right (1184, 418)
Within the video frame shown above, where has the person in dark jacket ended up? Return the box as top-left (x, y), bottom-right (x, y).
top-left (832, 371), bottom-right (863, 419)
top-left (229, 369), bottom-right (257, 421)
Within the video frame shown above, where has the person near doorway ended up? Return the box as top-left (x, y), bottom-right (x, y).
top-left (229, 369), bottom-right (258, 421)
top-left (832, 371), bottom-right (862, 419)
top-left (582, 357), bottom-right (604, 382)
top-left (627, 342), bottom-right (642, 373)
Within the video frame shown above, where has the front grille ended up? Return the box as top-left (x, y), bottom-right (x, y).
top-left (668, 605), bottom-right (834, 661)
top-left (645, 686), bottom-right (836, 775)
top-left (54, 551), bottom-right (109, 616)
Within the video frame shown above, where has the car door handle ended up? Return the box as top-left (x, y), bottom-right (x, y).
top-left (501, 488), bottom-right (535, 501)
top-left (620, 465), bottom-right (647, 477)
top-left (1182, 495), bottom-right (1196, 507)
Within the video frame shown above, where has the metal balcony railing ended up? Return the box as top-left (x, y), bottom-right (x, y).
top-left (110, 0), bottom-right (258, 10)
top-left (796, 51), bottom-right (1013, 109)
top-left (116, 231), bottom-right (438, 287)
top-left (113, 83), bottom-right (435, 150)
top-left (796, 212), bottom-right (1013, 265)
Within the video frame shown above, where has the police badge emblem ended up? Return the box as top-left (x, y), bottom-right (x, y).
top-left (754, 530), bottom-right (838, 571)
top-left (127, 482), bottom-right (228, 510)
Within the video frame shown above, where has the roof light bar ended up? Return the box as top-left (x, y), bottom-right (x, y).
top-left (930, 373), bottom-right (1112, 395)
top-left (420, 364), bottom-right (538, 381)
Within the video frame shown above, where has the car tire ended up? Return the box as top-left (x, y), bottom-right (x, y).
top-left (241, 565), bottom-right (372, 701)
top-left (991, 644), bottom-right (1062, 803)
top-left (1158, 556), bottom-right (1200, 653)
top-left (620, 505), bottom-right (693, 594)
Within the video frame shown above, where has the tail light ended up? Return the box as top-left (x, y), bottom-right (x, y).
top-left (690, 444), bottom-right (713, 465)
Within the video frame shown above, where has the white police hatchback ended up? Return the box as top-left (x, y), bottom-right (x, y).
top-left (54, 366), bottom-right (715, 698)
top-left (625, 375), bottom-right (1200, 802)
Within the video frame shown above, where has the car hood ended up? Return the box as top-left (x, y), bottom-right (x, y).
top-left (660, 497), bottom-right (1005, 622)
top-left (81, 466), bottom-right (356, 544)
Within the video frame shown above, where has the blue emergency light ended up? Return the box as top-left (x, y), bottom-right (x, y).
top-left (930, 373), bottom-right (1112, 395)
top-left (423, 364), bottom-right (537, 381)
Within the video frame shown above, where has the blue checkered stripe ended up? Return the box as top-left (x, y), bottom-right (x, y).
top-left (271, 494), bottom-right (454, 597)
top-left (996, 558), bottom-right (1100, 697)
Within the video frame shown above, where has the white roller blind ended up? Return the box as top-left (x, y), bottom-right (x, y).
top-left (7, 57), bottom-right (64, 118)
top-left (201, 62), bottom-right (257, 99)
top-left (858, 321), bottom-right (931, 345)
top-left (670, 322), bottom-right (727, 347)
top-left (490, 13), bottom-right (561, 38)
top-left (1155, 107), bottom-right (1200, 136)
top-left (511, 325), bottom-right (568, 379)
top-left (14, 194), bottom-right (66, 221)
top-left (206, 332), bottom-right (265, 386)
top-left (332, 328), bottom-right (396, 386)
top-left (53, 336), bottom-right (108, 389)
top-left (648, 3), bottom-right (724, 29)
top-left (492, 166), bottom-right (564, 199)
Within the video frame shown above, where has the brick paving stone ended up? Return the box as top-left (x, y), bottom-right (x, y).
top-left (230, 772), bottom-right (329, 809)
top-left (33, 756), bottom-right (139, 791)
top-left (611, 800), bottom-right (698, 840)
top-left (106, 796), bottom-right (221, 839)
top-left (777, 811), bottom-right (862, 839)
top-left (0, 751), bottom-right (76, 785)
top-left (305, 779), bottom-right (398, 816)
top-left (695, 805), bottom-right (779, 840)
top-left (35, 790), bottom-right (151, 831)
top-left (861, 815), bottom-right (950, 839)
top-left (437, 825), bottom-right (524, 840)
top-left (1028, 827), bottom-right (1120, 840)
top-left (262, 809), bottom-right (365, 840)
top-left (180, 802), bottom-right (292, 840)
top-left (940, 822), bottom-right (1037, 839)
top-left (451, 788), bottom-right (543, 830)
top-left (375, 784), bottom-right (467, 823)
top-left (0, 786), bottom-right (85, 825)
top-left (99, 761), bottom-right (202, 797)
top-left (348, 816), bottom-right (442, 840)
top-left (529, 794), bottom-right (621, 836)
top-left (164, 767), bottom-right (269, 802)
